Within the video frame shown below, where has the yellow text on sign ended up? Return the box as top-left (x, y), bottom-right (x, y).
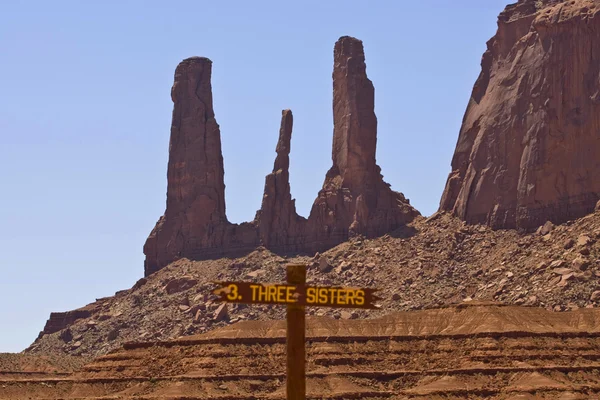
top-left (226, 284), bottom-right (242, 301)
top-left (306, 287), bottom-right (365, 306)
top-left (250, 284), bottom-right (298, 304)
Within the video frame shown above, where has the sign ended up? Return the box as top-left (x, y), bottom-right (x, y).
top-left (213, 281), bottom-right (380, 309)
top-left (211, 264), bottom-right (381, 400)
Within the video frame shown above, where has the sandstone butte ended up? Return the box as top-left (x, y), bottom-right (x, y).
top-left (440, 0), bottom-right (600, 231)
top-left (143, 36), bottom-right (420, 276)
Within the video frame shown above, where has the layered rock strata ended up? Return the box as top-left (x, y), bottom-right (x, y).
top-left (144, 37), bottom-right (418, 276)
top-left (440, 0), bottom-right (600, 231)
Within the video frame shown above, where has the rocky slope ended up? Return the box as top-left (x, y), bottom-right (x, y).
top-left (27, 205), bottom-right (600, 359)
top-left (440, 0), bottom-right (600, 231)
top-left (144, 36), bottom-right (419, 276)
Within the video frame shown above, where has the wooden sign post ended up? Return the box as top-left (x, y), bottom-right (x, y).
top-left (286, 264), bottom-right (305, 400)
top-left (213, 264), bottom-right (380, 400)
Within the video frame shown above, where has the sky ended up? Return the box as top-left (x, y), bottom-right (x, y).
top-left (0, 0), bottom-right (509, 352)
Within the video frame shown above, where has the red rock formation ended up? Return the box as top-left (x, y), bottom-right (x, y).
top-left (440, 0), bottom-right (600, 231)
top-left (307, 36), bottom-right (419, 247)
top-left (143, 57), bottom-right (249, 276)
top-left (256, 110), bottom-right (307, 248)
top-left (144, 37), bottom-right (419, 276)
top-left (42, 310), bottom-right (91, 335)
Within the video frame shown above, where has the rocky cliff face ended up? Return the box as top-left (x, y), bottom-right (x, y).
top-left (440, 0), bottom-right (600, 231)
top-left (144, 36), bottom-right (419, 276)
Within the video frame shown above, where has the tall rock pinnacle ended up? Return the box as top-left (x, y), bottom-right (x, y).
top-left (257, 110), bottom-right (306, 248)
top-left (308, 36), bottom-right (419, 245)
top-left (273, 109), bottom-right (293, 172)
top-left (440, 0), bottom-right (600, 231)
top-left (143, 57), bottom-right (228, 276)
top-left (331, 36), bottom-right (378, 186)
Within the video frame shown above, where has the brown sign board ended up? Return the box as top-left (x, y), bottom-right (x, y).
top-left (213, 281), bottom-right (381, 309)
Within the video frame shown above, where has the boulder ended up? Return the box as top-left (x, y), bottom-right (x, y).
top-left (577, 235), bottom-right (593, 247)
top-left (572, 256), bottom-right (590, 271)
top-left (59, 328), bottom-right (73, 343)
top-left (107, 329), bottom-right (119, 341)
top-left (213, 304), bottom-right (229, 322)
top-left (164, 277), bottom-right (198, 295)
top-left (537, 221), bottom-right (554, 236)
top-left (318, 257), bottom-right (333, 273)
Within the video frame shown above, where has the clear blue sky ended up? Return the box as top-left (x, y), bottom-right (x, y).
top-left (0, 0), bottom-right (508, 352)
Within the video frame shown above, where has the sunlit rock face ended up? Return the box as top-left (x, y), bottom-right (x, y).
top-left (440, 0), bottom-right (600, 231)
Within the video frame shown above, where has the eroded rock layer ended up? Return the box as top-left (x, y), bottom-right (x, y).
top-left (440, 0), bottom-right (600, 231)
top-left (16, 305), bottom-right (600, 399)
top-left (144, 37), bottom-right (418, 275)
